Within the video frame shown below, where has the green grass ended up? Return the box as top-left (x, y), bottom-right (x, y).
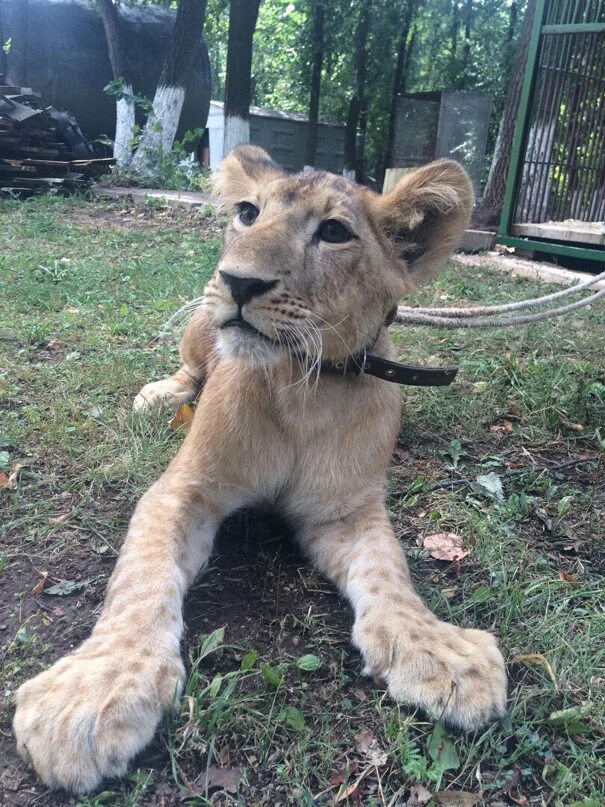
top-left (1, 195), bottom-right (604, 806)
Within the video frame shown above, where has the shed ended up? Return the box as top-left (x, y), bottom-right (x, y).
top-left (207, 101), bottom-right (345, 173)
top-left (392, 90), bottom-right (492, 192)
top-left (0, 0), bottom-right (211, 145)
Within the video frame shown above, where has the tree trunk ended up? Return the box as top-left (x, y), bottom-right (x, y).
top-left (459, 0), bottom-right (473, 88)
top-left (343, 0), bottom-right (372, 182)
top-left (385, 0), bottom-right (421, 172)
top-left (131, 0), bottom-right (207, 172)
top-left (96, 0), bottom-right (135, 167)
top-left (449, 0), bottom-right (460, 78)
top-left (502, 1), bottom-right (518, 87)
top-left (223, 0), bottom-right (261, 155)
top-left (0, 13), bottom-right (8, 77)
top-left (474, 0), bottom-right (537, 227)
top-left (304, 0), bottom-right (325, 169)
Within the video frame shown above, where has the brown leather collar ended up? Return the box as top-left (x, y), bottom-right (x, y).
top-left (320, 352), bottom-right (458, 386)
top-left (320, 308), bottom-right (459, 387)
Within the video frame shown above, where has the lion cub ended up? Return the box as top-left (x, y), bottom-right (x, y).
top-left (14, 146), bottom-right (506, 793)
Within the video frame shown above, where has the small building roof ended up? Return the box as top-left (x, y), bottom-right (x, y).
top-left (209, 100), bottom-right (344, 128)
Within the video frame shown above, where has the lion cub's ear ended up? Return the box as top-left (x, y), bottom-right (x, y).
top-left (212, 145), bottom-right (284, 209)
top-left (376, 160), bottom-right (473, 282)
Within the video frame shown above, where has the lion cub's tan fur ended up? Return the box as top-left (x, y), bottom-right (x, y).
top-left (14, 147), bottom-right (507, 794)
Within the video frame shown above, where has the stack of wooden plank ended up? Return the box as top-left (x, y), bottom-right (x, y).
top-left (0, 82), bottom-right (115, 196)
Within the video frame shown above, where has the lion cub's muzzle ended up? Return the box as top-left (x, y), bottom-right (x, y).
top-left (219, 271), bottom-right (278, 309)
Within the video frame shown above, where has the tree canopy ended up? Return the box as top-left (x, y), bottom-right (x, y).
top-left (205, 0), bottom-right (526, 184)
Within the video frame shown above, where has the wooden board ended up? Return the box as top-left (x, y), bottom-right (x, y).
top-left (512, 220), bottom-right (605, 246)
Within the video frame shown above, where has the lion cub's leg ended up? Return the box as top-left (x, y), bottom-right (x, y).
top-left (13, 452), bottom-right (243, 794)
top-left (299, 496), bottom-right (507, 730)
top-left (134, 306), bottom-right (216, 412)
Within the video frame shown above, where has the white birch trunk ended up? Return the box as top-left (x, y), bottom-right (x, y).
top-left (223, 115), bottom-right (249, 155)
top-left (114, 86), bottom-right (135, 167)
top-left (131, 84), bottom-right (186, 172)
top-left (342, 168), bottom-right (355, 181)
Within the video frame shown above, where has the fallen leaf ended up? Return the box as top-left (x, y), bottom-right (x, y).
top-left (511, 652), bottom-right (557, 687)
top-left (335, 781), bottom-right (360, 803)
top-left (31, 571), bottom-right (49, 596)
top-left (558, 570), bottom-right (581, 588)
top-left (45, 339), bottom-right (62, 350)
top-left (433, 789), bottom-right (480, 807)
top-left (407, 784), bottom-right (433, 806)
top-left (534, 507), bottom-right (553, 532)
top-left (329, 762), bottom-right (359, 787)
top-left (423, 532), bottom-right (470, 562)
top-left (355, 729), bottom-right (388, 766)
top-left (169, 403), bottom-right (195, 432)
top-left (205, 765), bottom-right (242, 794)
top-left (472, 471), bottom-right (505, 502)
top-left (490, 420), bottom-right (513, 434)
top-left (0, 462), bottom-right (22, 490)
top-left (49, 513), bottom-right (70, 525)
top-left (44, 578), bottom-right (90, 597)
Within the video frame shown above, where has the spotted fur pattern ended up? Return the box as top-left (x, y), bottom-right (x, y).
top-left (14, 146), bottom-right (507, 794)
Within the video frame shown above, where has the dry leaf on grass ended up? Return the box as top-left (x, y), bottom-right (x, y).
top-left (433, 789), bottom-right (481, 807)
top-left (204, 765), bottom-right (242, 794)
top-left (512, 652), bottom-right (557, 687)
top-left (490, 420), bottom-right (513, 434)
top-left (558, 569), bottom-right (582, 588)
top-left (329, 762), bottom-right (359, 787)
top-left (169, 403), bottom-right (195, 432)
top-left (406, 784), bottom-right (433, 806)
top-left (423, 532), bottom-right (470, 562)
top-left (355, 729), bottom-right (388, 766)
top-left (31, 571), bottom-right (49, 596)
top-left (0, 463), bottom-right (22, 490)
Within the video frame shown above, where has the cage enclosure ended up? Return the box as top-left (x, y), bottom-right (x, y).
top-left (391, 90), bottom-right (492, 193)
top-left (499, 0), bottom-right (605, 263)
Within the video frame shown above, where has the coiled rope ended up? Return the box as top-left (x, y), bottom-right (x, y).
top-left (396, 268), bottom-right (605, 329)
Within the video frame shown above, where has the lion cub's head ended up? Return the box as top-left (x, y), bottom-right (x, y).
top-left (202, 145), bottom-right (472, 366)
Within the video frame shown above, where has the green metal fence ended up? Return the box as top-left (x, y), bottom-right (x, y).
top-left (498, 0), bottom-right (605, 263)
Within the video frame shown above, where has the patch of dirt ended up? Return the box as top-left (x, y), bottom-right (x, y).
top-left (62, 199), bottom-right (222, 236)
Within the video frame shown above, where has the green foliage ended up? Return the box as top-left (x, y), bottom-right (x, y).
top-left (100, 130), bottom-right (211, 191)
top-left (203, 0), bottom-right (526, 184)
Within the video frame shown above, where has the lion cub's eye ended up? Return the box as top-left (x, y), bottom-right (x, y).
top-left (236, 202), bottom-right (260, 226)
top-left (317, 219), bottom-right (353, 244)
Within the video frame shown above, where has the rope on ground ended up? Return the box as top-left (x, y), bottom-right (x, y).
top-left (396, 268), bottom-right (605, 328)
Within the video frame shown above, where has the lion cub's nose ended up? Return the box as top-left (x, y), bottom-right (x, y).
top-left (219, 271), bottom-right (278, 308)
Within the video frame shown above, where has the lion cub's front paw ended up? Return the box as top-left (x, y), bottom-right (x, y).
top-left (13, 643), bottom-right (184, 794)
top-left (133, 379), bottom-right (195, 413)
top-left (354, 614), bottom-right (507, 730)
